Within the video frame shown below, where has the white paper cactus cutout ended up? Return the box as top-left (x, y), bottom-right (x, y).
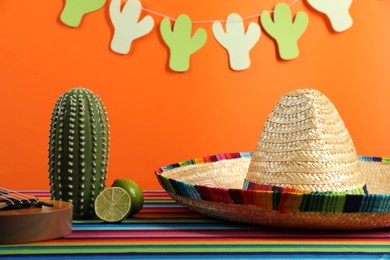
top-left (307, 0), bottom-right (353, 32)
top-left (109, 0), bottom-right (154, 54)
top-left (212, 13), bottom-right (261, 71)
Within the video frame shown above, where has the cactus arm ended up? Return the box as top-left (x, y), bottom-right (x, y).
top-left (307, 0), bottom-right (353, 32)
top-left (60, 0), bottom-right (106, 27)
top-left (110, 0), bottom-right (154, 54)
top-left (244, 22), bottom-right (261, 50)
top-left (49, 88), bottom-right (110, 220)
top-left (293, 12), bottom-right (310, 38)
top-left (189, 29), bottom-right (207, 54)
top-left (134, 16), bottom-right (154, 39)
top-left (212, 13), bottom-right (260, 71)
top-left (160, 14), bottom-right (207, 72)
top-left (108, 0), bottom-right (121, 25)
top-left (212, 22), bottom-right (227, 47)
top-left (260, 3), bottom-right (308, 60)
top-left (260, 11), bottom-right (275, 36)
top-left (160, 18), bottom-right (174, 46)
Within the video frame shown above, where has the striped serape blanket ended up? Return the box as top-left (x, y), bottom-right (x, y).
top-left (0, 191), bottom-right (389, 259)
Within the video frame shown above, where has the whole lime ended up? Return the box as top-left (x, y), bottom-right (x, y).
top-left (111, 179), bottom-right (144, 216)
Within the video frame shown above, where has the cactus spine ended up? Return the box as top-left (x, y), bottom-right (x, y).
top-left (48, 88), bottom-right (110, 219)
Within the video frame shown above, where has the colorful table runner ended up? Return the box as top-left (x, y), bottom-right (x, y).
top-left (0, 191), bottom-right (389, 259)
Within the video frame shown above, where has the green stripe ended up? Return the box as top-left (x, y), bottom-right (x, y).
top-left (322, 193), bottom-right (346, 213)
top-left (178, 160), bottom-right (193, 167)
top-left (382, 158), bottom-right (390, 163)
top-left (1, 244), bottom-right (389, 254)
top-left (159, 176), bottom-right (176, 194)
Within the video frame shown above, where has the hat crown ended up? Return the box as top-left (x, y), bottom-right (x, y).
top-left (245, 88), bottom-right (365, 192)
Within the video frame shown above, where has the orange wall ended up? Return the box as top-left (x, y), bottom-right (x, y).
top-left (1, 0), bottom-right (389, 190)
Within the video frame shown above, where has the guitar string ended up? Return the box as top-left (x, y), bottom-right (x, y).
top-left (0, 187), bottom-right (39, 206)
top-left (0, 187), bottom-right (38, 202)
top-left (0, 193), bottom-right (18, 206)
top-left (0, 187), bottom-right (18, 206)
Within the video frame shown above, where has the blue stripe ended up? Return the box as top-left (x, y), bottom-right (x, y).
top-left (239, 152), bottom-right (253, 158)
top-left (1, 253), bottom-right (388, 260)
top-left (71, 222), bottom-right (253, 231)
top-left (174, 181), bottom-right (201, 200)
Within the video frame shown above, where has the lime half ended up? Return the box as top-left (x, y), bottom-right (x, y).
top-left (94, 187), bottom-right (131, 222)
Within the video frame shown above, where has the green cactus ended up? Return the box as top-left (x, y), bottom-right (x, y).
top-left (260, 3), bottom-right (309, 60)
top-left (48, 88), bottom-right (110, 219)
top-left (60, 0), bottom-right (106, 27)
top-left (160, 14), bottom-right (207, 72)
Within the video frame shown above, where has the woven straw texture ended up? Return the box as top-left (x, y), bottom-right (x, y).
top-left (169, 193), bottom-right (390, 230)
top-left (156, 153), bottom-right (390, 230)
top-left (246, 89), bottom-right (365, 192)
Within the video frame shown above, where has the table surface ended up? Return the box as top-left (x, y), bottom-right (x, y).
top-left (0, 191), bottom-right (389, 259)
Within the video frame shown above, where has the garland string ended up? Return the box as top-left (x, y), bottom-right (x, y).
top-left (131, 0), bottom-right (301, 24)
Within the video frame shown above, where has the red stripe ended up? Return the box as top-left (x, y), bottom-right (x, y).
top-left (63, 230), bottom-right (390, 239)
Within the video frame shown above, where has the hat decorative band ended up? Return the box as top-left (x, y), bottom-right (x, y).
top-left (155, 153), bottom-right (390, 229)
top-left (155, 152), bottom-right (390, 215)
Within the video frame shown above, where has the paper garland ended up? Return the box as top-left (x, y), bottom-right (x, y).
top-left (110, 0), bottom-right (154, 54)
top-left (213, 13), bottom-right (261, 71)
top-left (261, 3), bottom-right (308, 60)
top-left (59, 0), bottom-right (354, 72)
top-left (160, 15), bottom-right (207, 72)
top-left (307, 0), bottom-right (353, 32)
top-left (61, 0), bottom-right (106, 27)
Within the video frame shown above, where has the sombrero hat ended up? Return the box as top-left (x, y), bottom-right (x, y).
top-left (155, 89), bottom-right (390, 229)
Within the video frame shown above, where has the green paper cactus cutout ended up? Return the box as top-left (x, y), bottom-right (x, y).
top-left (213, 13), bottom-right (261, 71)
top-left (160, 14), bottom-right (207, 72)
top-left (260, 3), bottom-right (309, 60)
top-left (48, 88), bottom-right (110, 219)
top-left (60, 0), bottom-right (106, 28)
top-left (109, 0), bottom-right (154, 54)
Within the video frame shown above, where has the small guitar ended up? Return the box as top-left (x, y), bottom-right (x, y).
top-left (0, 187), bottom-right (73, 244)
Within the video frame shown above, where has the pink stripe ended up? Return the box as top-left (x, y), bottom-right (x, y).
top-left (216, 154), bottom-right (226, 160)
top-left (140, 207), bottom-right (191, 213)
top-left (21, 190), bottom-right (170, 198)
top-left (64, 230), bottom-right (390, 239)
top-left (143, 191), bottom-right (170, 197)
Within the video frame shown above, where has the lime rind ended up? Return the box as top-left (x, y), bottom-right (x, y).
top-left (112, 179), bottom-right (144, 216)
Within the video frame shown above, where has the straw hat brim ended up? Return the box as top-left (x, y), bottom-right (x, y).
top-left (155, 152), bottom-right (390, 230)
